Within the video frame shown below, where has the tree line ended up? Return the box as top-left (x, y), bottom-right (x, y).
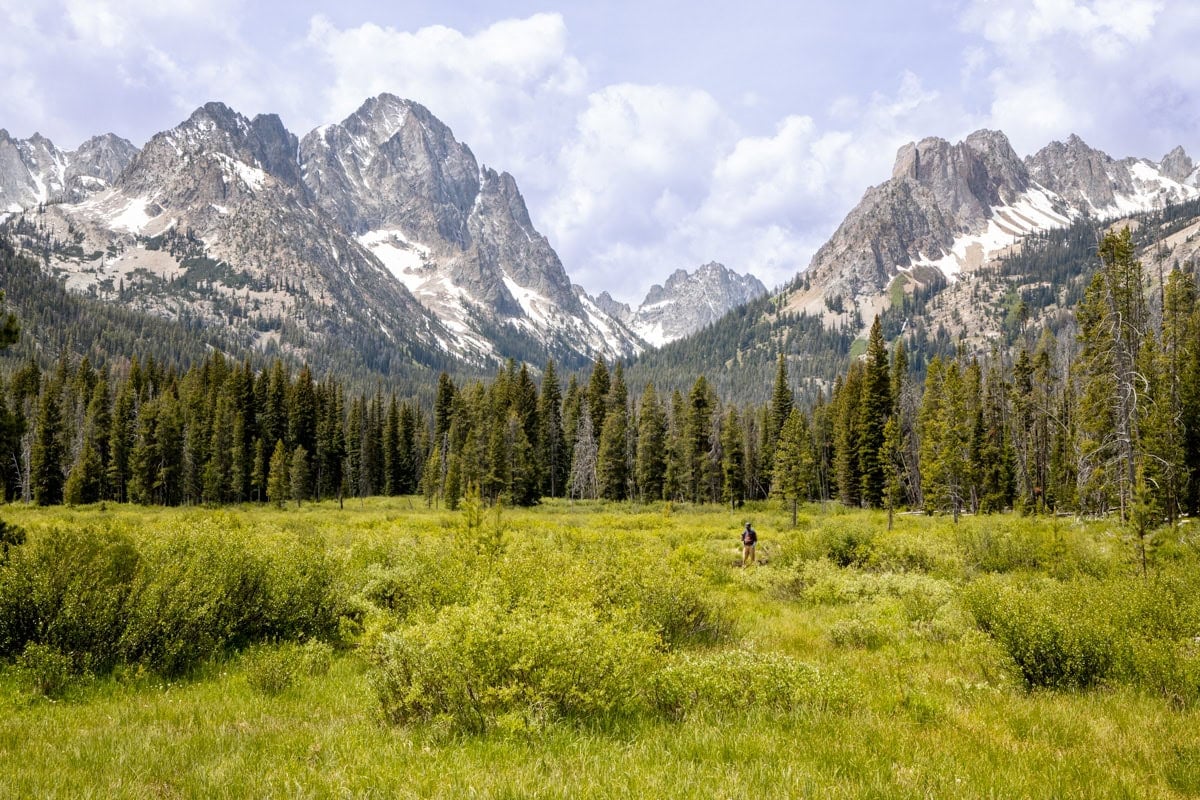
top-left (1, 229), bottom-right (1197, 522)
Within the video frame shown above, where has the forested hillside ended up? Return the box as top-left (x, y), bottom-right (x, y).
top-left (3, 225), bottom-right (1196, 524)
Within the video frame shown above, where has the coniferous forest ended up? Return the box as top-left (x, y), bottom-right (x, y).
top-left (2, 227), bottom-right (1197, 530)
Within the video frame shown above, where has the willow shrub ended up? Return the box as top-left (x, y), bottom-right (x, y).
top-left (0, 524), bottom-right (344, 678)
top-left (370, 600), bottom-right (661, 732)
top-left (963, 570), bottom-right (1200, 697)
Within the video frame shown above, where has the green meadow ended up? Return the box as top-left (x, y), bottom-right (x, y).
top-left (1, 499), bottom-right (1198, 798)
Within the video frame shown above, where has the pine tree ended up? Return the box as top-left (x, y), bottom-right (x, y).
top-left (720, 406), bottom-right (745, 509)
top-left (857, 317), bottom-right (891, 507)
top-left (773, 408), bottom-right (814, 526)
top-left (834, 363), bottom-right (863, 507)
top-left (267, 439), bottom-right (289, 508)
top-left (31, 386), bottom-right (66, 506)
top-left (586, 357), bottom-right (611, 438)
top-left (634, 383), bottom-right (667, 502)
top-left (537, 360), bottom-right (567, 498)
top-left (597, 403), bottom-right (628, 500)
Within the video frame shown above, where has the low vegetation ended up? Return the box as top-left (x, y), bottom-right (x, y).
top-left (1, 498), bottom-right (1198, 797)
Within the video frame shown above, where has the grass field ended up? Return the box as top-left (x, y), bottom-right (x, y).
top-left (1, 498), bottom-right (1198, 798)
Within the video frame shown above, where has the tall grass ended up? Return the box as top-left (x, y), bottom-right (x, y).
top-left (0, 498), bottom-right (1197, 797)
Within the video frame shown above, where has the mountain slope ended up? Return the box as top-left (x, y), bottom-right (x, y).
top-left (300, 94), bottom-right (643, 366)
top-left (3, 96), bottom-right (643, 372)
top-left (595, 261), bottom-right (766, 346)
top-left (631, 131), bottom-right (1200, 404)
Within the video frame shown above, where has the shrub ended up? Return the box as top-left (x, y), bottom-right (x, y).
top-left (648, 650), bottom-right (848, 718)
top-left (244, 644), bottom-right (299, 696)
top-left (16, 642), bottom-right (73, 698)
top-left (0, 527), bottom-right (139, 671)
top-left (828, 617), bottom-right (890, 650)
top-left (964, 576), bottom-right (1121, 690)
top-left (370, 601), bottom-right (660, 732)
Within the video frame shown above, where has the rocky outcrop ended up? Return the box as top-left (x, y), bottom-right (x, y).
top-left (630, 262), bottom-right (766, 345)
top-left (301, 94), bottom-right (641, 362)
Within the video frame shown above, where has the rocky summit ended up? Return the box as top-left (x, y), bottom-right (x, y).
top-left (782, 129), bottom-right (1200, 333)
top-left (1, 96), bottom-right (646, 371)
top-left (594, 262), bottom-right (767, 346)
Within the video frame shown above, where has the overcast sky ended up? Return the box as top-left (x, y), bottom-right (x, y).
top-left (3, 0), bottom-right (1197, 302)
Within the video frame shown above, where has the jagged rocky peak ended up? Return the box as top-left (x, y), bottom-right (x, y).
top-left (1025, 133), bottom-right (1127, 210)
top-left (300, 93), bottom-right (481, 243)
top-left (68, 134), bottom-right (138, 183)
top-left (121, 101), bottom-right (301, 198)
top-left (628, 261), bottom-right (767, 346)
top-left (0, 130), bottom-right (68, 210)
top-left (1160, 145), bottom-right (1195, 184)
top-left (891, 129), bottom-right (1028, 231)
top-left (593, 291), bottom-right (633, 322)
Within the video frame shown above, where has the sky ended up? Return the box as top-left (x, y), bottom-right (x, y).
top-left (3, 0), bottom-right (1198, 303)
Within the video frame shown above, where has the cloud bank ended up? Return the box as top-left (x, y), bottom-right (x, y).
top-left (1, 1), bottom-right (1197, 303)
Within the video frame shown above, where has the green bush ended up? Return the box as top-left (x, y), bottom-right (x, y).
top-left (370, 600), bottom-right (661, 732)
top-left (0, 527), bottom-right (139, 671)
top-left (964, 576), bottom-right (1118, 689)
top-left (16, 642), bottom-right (73, 698)
top-left (648, 650), bottom-right (847, 718)
top-left (244, 643), bottom-right (299, 696)
top-left (0, 523), bottom-right (345, 679)
top-left (828, 616), bottom-right (890, 650)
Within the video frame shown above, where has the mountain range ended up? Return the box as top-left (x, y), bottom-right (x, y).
top-left (4, 96), bottom-right (1200, 394)
top-left (0, 97), bottom-right (765, 374)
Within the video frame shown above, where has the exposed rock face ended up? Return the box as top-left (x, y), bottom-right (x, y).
top-left (24, 102), bottom-right (449, 365)
top-left (3, 95), bottom-right (642, 369)
top-left (0, 130), bottom-right (137, 211)
top-left (1159, 146), bottom-right (1196, 184)
top-left (301, 94), bottom-right (641, 362)
top-left (630, 262), bottom-right (766, 346)
top-left (65, 134), bottom-right (138, 201)
top-left (784, 129), bottom-right (1198, 330)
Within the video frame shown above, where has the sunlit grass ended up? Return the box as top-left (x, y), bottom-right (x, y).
top-left (1, 498), bottom-right (1198, 797)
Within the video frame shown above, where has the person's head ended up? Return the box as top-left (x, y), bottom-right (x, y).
top-left (744, 521), bottom-right (751, 529)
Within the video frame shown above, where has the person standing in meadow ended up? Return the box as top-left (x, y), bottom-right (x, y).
top-left (741, 522), bottom-right (757, 567)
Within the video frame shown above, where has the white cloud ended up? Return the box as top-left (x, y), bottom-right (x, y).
top-left (304, 13), bottom-right (587, 188)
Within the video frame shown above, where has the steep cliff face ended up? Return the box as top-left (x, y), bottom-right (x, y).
top-left (2, 96), bottom-right (644, 370)
top-left (782, 129), bottom-right (1198, 331)
top-left (301, 94), bottom-right (642, 363)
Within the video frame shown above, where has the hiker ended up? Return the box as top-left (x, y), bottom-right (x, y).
top-left (741, 521), bottom-right (757, 567)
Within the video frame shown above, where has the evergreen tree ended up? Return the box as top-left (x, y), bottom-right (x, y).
top-left (720, 406), bottom-right (745, 509)
top-left (634, 383), bottom-right (667, 502)
top-left (267, 439), bottom-right (289, 508)
top-left (857, 316), bottom-right (891, 507)
top-left (31, 386), bottom-right (66, 505)
top-left (537, 360), bottom-right (567, 497)
top-left (773, 408), bottom-right (814, 526)
top-left (587, 357), bottom-right (611, 437)
top-left (597, 403), bottom-right (628, 500)
top-left (834, 363), bottom-right (863, 507)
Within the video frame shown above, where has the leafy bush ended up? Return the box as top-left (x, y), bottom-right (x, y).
top-left (963, 572), bottom-right (1200, 696)
top-left (15, 642), bottom-right (73, 698)
top-left (370, 601), bottom-right (661, 732)
top-left (244, 643), bottom-right (299, 696)
top-left (648, 650), bottom-right (848, 718)
top-left (0, 523), bottom-right (345, 678)
top-left (964, 576), bottom-right (1119, 689)
top-left (828, 616), bottom-right (890, 650)
top-left (0, 527), bottom-right (139, 671)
